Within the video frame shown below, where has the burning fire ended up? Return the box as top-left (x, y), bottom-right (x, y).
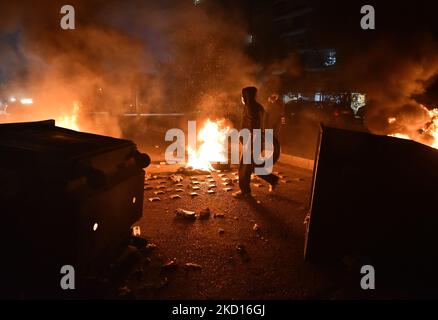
top-left (186, 119), bottom-right (231, 171)
top-left (388, 106), bottom-right (438, 149)
top-left (57, 102), bottom-right (80, 131)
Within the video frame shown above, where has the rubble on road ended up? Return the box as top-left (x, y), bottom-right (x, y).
top-left (236, 244), bottom-right (246, 254)
top-left (169, 175), bottom-right (184, 183)
top-left (214, 212), bottom-right (225, 218)
top-left (145, 243), bottom-right (157, 251)
top-left (185, 263), bottom-right (202, 270)
top-left (175, 208), bottom-right (196, 220)
top-left (162, 258), bottom-right (177, 271)
top-left (177, 167), bottom-right (209, 175)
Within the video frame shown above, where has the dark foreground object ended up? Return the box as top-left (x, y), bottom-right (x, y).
top-left (0, 120), bottom-right (150, 297)
top-left (305, 125), bottom-right (438, 291)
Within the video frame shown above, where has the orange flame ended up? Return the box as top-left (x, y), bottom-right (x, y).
top-left (57, 101), bottom-right (80, 131)
top-left (186, 119), bottom-right (231, 171)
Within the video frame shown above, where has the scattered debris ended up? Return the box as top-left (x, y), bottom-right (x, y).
top-left (170, 194), bottom-right (182, 200)
top-left (176, 208), bottom-right (196, 219)
top-left (236, 244), bottom-right (246, 254)
top-left (162, 258), bottom-right (177, 271)
top-left (214, 212), bottom-right (225, 218)
top-left (185, 262), bottom-right (202, 270)
top-left (218, 228), bottom-right (225, 235)
top-left (199, 208), bottom-right (211, 219)
top-left (223, 187), bottom-right (233, 192)
top-left (145, 243), bottom-right (157, 251)
top-left (132, 226), bottom-right (141, 237)
top-left (169, 175), bottom-right (184, 183)
top-left (177, 167), bottom-right (209, 175)
top-left (154, 191), bottom-right (165, 195)
top-left (148, 197), bottom-right (161, 202)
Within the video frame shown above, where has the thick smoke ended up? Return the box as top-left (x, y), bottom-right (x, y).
top-left (0, 0), bottom-right (260, 137)
top-left (340, 34), bottom-right (438, 144)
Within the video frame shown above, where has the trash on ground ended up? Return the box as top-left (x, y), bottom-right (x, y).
top-left (162, 258), bottom-right (177, 271)
top-left (214, 212), bottom-right (225, 218)
top-left (176, 208), bottom-right (196, 219)
top-left (185, 262), bottom-right (202, 270)
top-left (169, 175), bottom-right (184, 183)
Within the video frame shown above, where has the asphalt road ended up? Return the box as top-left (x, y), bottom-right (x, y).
top-left (113, 161), bottom-right (381, 300)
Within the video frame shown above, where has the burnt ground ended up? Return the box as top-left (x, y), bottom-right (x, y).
top-left (99, 161), bottom-right (392, 300)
